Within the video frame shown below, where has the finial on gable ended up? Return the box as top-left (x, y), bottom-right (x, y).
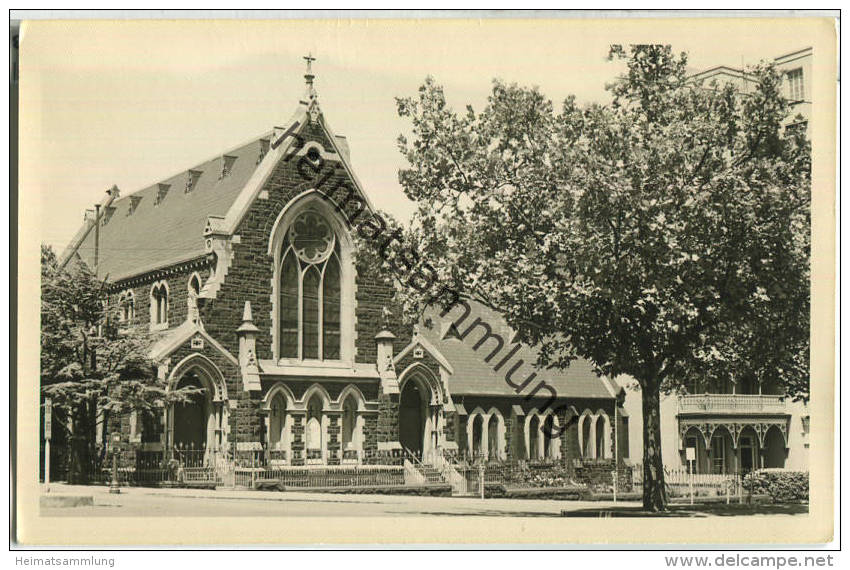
top-left (237, 301), bottom-right (260, 335)
top-left (301, 53), bottom-right (321, 123)
top-left (304, 53), bottom-right (316, 85)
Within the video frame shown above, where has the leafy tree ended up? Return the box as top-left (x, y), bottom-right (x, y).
top-left (377, 45), bottom-right (809, 511)
top-left (40, 245), bottom-right (199, 483)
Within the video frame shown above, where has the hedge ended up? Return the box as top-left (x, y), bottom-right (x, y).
top-left (743, 470), bottom-right (809, 503)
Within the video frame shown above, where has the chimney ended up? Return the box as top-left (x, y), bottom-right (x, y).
top-left (236, 301), bottom-right (261, 391)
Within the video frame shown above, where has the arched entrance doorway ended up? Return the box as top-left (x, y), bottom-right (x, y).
top-left (167, 354), bottom-right (228, 468)
top-left (173, 372), bottom-right (209, 450)
top-left (399, 380), bottom-right (427, 459)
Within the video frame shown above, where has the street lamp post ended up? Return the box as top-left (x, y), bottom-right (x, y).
top-left (109, 432), bottom-right (122, 494)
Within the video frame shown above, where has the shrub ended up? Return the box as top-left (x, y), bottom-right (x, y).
top-left (743, 470), bottom-right (808, 503)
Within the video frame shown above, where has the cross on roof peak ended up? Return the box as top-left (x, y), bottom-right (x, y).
top-left (300, 53), bottom-right (320, 122)
top-left (303, 53), bottom-right (316, 83)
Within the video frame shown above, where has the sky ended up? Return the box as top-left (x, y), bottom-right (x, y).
top-left (19, 17), bottom-right (815, 252)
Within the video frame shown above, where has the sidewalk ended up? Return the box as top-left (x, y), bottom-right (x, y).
top-left (41, 483), bottom-right (632, 517)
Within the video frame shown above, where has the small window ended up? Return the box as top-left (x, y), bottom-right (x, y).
top-left (150, 282), bottom-right (169, 326)
top-left (787, 68), bottom-right (804, 101)
top-left (187, 274), bottom-right (202, 322)
top-left (120, 291), bottom-right (135, 323)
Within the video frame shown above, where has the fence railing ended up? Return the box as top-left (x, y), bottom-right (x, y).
top-left (678, 393), bottom-right (786, 413)
top-left (235, 465), bottom-right (405, 489)
top-left (450, 459), bottom-right (583, 491)
top-left (631, 463), bottom-right (741, 498)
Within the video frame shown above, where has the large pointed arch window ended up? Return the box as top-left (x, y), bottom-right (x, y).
top-left (278, 210), bottom-right (342, 360)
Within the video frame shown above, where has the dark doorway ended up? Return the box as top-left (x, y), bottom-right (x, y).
top-left (739, 433), bottom-right (756, 472)
top-left (399, 380), bottom-right (426, 457)
top-left (173, 373), bottom-right (208, 450)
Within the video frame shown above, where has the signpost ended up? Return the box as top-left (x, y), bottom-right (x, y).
top-left (109, 432), bottom-right (122, 494)
top-left (686, 446), bottom-right (696, 505)
top-left (43, 399), bottom-right (52, 493)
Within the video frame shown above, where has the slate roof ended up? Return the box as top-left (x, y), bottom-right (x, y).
top-left (61, 134), bottom-right (271, 281)
top-left (417, 301), bottom-right (617, 400)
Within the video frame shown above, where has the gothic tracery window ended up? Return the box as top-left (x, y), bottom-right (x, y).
top-left (278, 210), bottom-right (342, 360)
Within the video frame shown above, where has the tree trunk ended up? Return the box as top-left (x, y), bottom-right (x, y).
top-left (67, 400), bottom-right (97, 484)
top-left (640, 382), bottom-right (667, 511)
top-left (67, 407), bottom-right (89, 484)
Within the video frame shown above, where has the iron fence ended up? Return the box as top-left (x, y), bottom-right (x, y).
top-left (451, 459), bottom-right (581, 490)
top-left (631, 463), bottom-right (742, 498)
top-left (236, 465), bottom-right (405, 489)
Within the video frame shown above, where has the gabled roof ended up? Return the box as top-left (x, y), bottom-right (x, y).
top-left (60, 134), bottom-right (271, 281)
top-left (58, 74), bottom-right (374, 284)
top-left (394, 331), bottom-right (455, 375)
top-left (149, 320), bottom-right (238, 366)
top-left (419, 301), bottom-right (617, 400)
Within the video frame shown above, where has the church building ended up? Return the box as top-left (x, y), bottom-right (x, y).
top-left (58, 59), bottom-right (627, 478)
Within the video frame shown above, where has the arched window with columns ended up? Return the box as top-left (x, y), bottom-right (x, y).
top-left (542, 413), bottom-right (561, 460)
top-left (304, 392), bottom-right (327, 463)
top-left (339, 385), bottom-right (365, 462)
top-left (149, 281), bottom-right (169, 327)
top-left (486, 407), bottom-right (505, 462)
top-left (595, 410), bottom-right (611, 459)
top-left (579, 410), bottom-right (595, 459)
top-left (119, 290), bottom-right (135, 324)
top-left (187, 273), bottom-right (202, 323)
top-left (527, 415), bottom-right (541, 460)
top-left (262, 383), bottom-right (295, 463)
top-left (269, 393), bottom-right (288, 449)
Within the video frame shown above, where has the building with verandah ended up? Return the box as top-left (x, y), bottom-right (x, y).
top-left (622, 47), bottom-right (812, 476)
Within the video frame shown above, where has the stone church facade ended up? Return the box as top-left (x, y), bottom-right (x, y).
top-left (59, 64), bottom-right (627, 474)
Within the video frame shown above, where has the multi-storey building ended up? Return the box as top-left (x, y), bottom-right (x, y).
top-left (622, 48), bottom-right (812, 475)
